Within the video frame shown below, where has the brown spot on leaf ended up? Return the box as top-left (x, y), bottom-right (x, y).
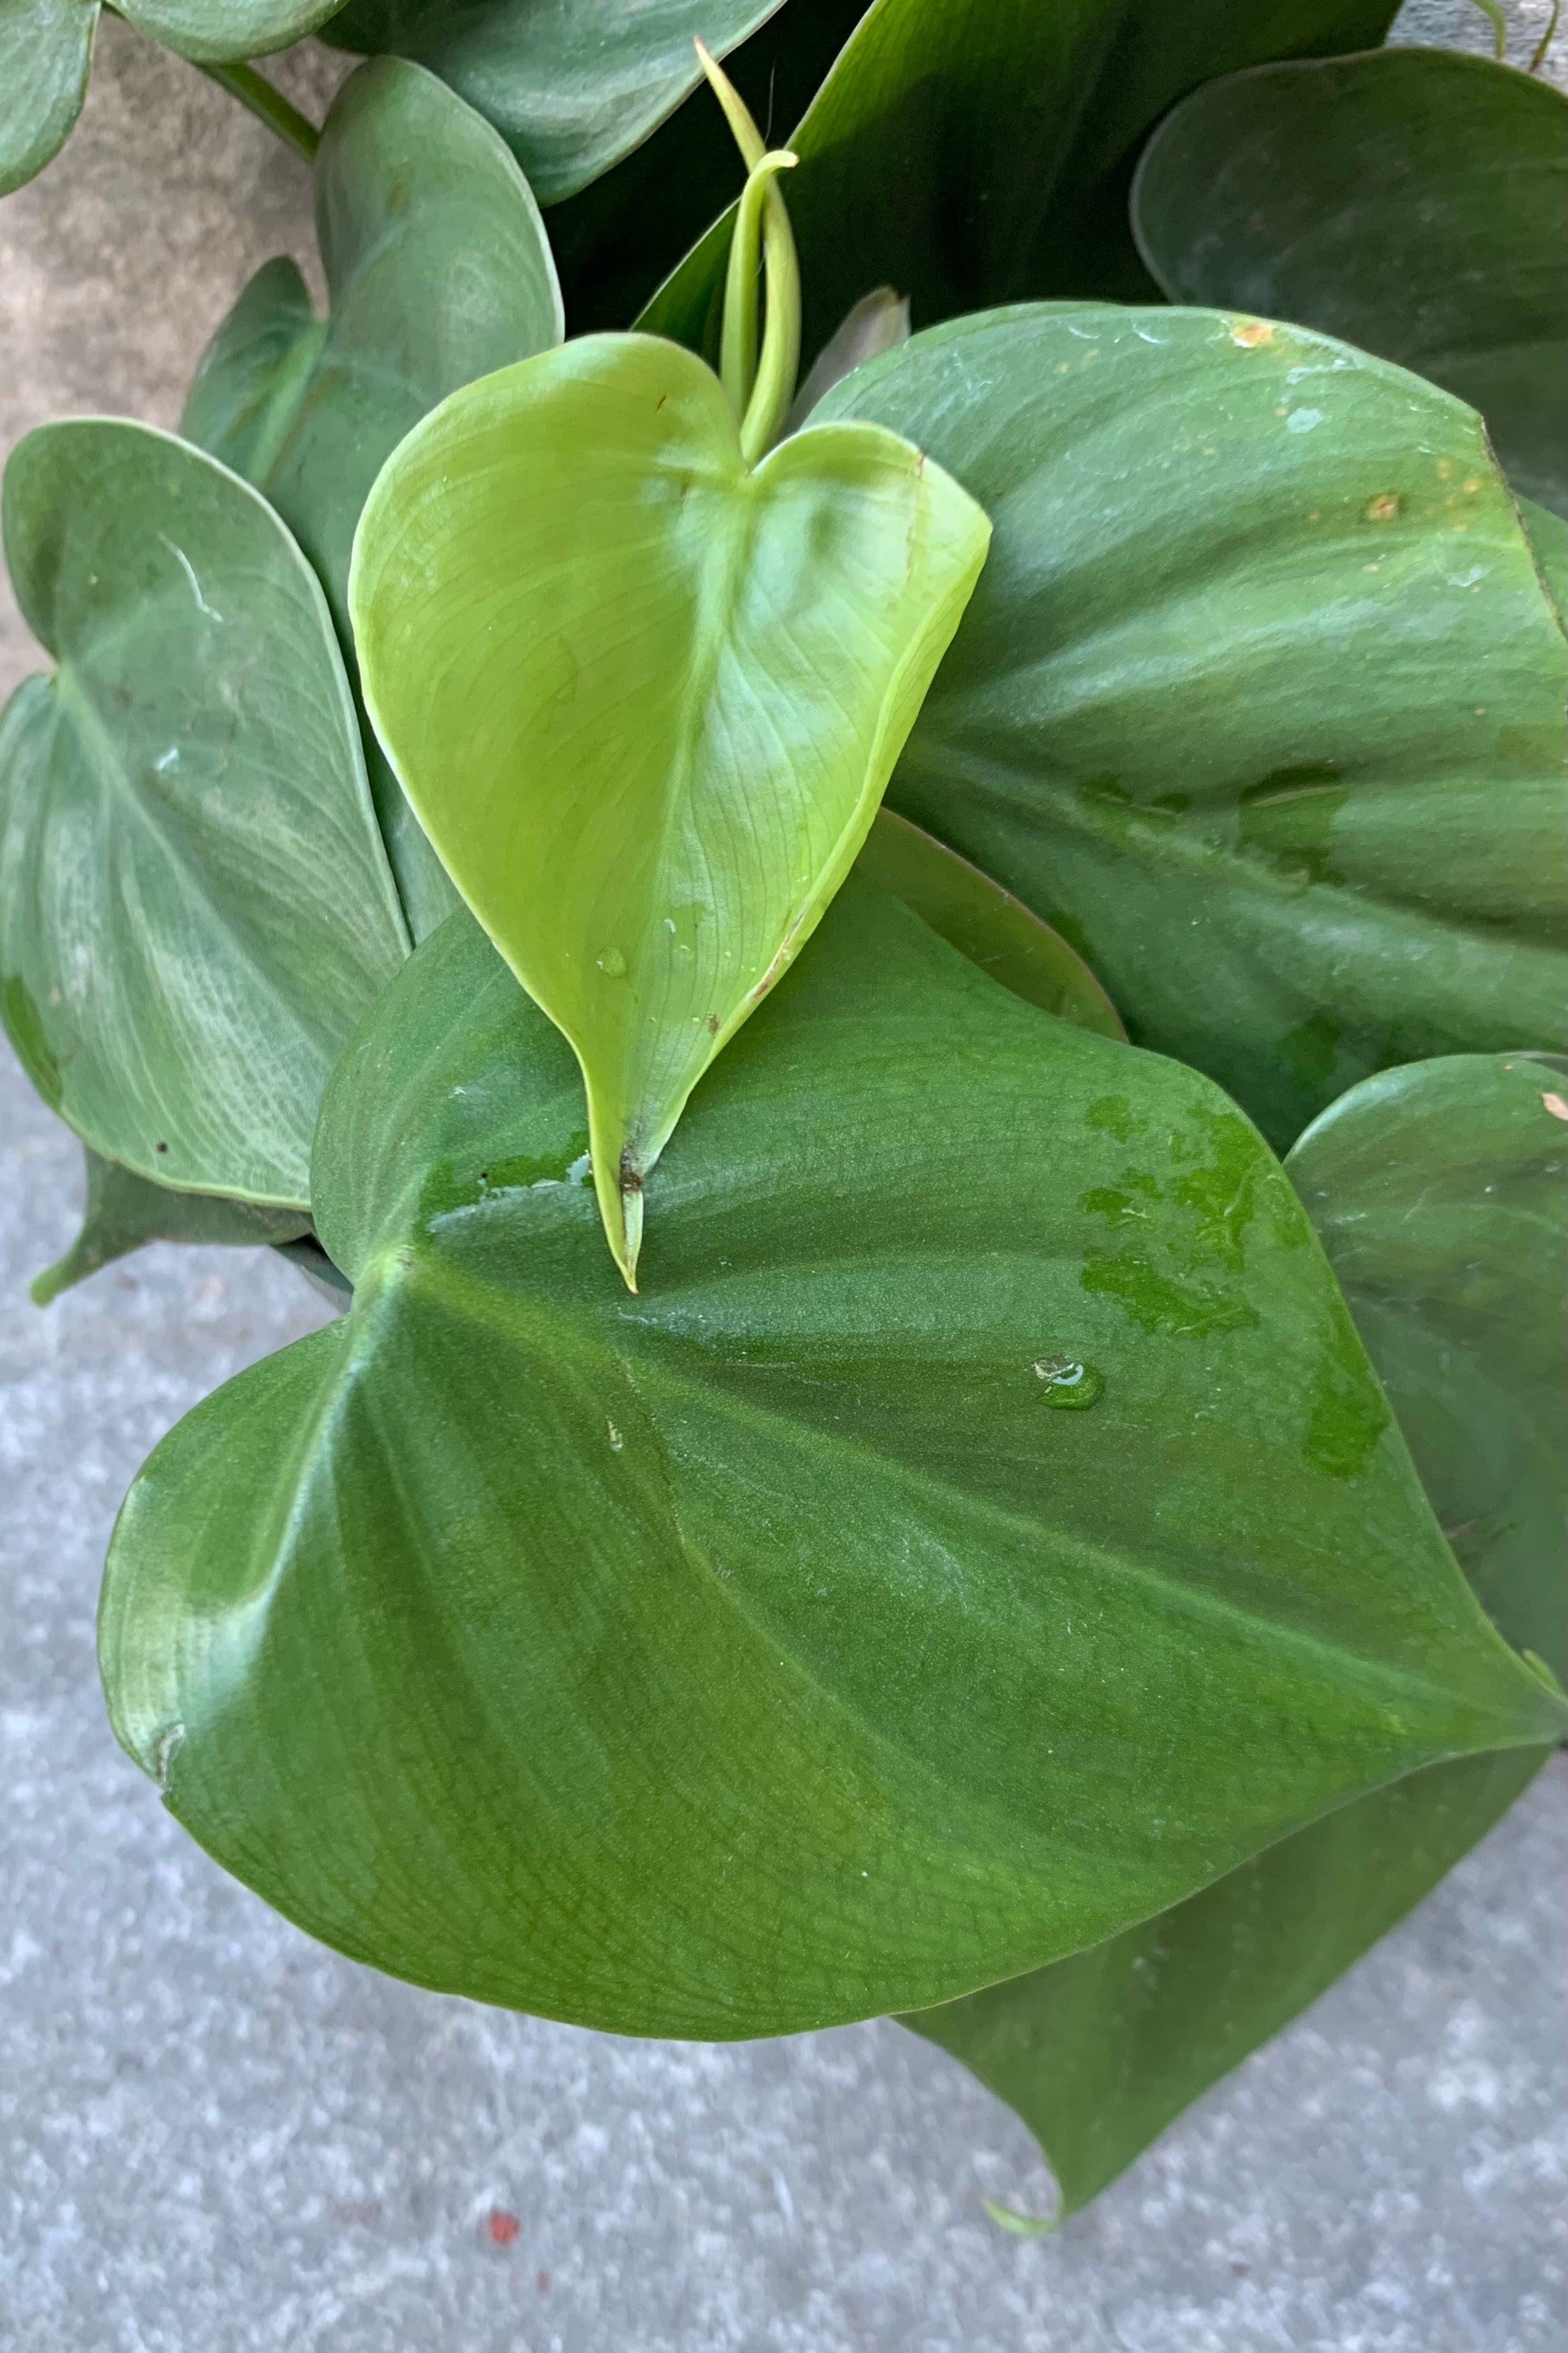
top-left (1230, 319), bottom-right (1274, 348)
top-left (619, 1147), bottom-right (643, 1195)
top-left (706, 1013), bottom-right (719, 1034)
top-left (1362, 493), bottom-right (1401, 523)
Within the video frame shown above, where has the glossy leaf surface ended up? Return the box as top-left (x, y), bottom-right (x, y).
top-left (182, 56), bottom-right (563, 939)
top-left (0, 0), bottom-right (95, 197)
top-left (0, 420), bottom-right (408, 1204)
top-left (32, 1147), bottom-right (310, 1306)
top-left (99, 888), bottom-right (1563, 2038)
top-left (350, 332), bottom-right (990, 1284)
top-left (1288, 1054), bottom-right (1568, 1681)
top-left (322, 0), bottom-right (799, 204)
top-left (857, 810), bottom-right (1123, 1038)
top-left (637, 0), bottom-right (1397, 362)
top-left (1132, 50), bottom-right (1568, 515)
top-left (816, 306), bottom-right (1568, 1149)
top-left (905, 1742), bottom-right (1551, 2220)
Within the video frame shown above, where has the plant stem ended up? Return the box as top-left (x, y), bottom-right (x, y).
top-left (722, 150), bottom-right (797, 425)
top-left (191, 58), bottom-right (321, 161)
top-left (1529, 0), bottom-right (1560, 70)
top-left (695, 39), bottom-right (804, 462)
top-left (103, 7), bottom-right (321, 162)
top-left (738, 163), bottom-right (802, 465)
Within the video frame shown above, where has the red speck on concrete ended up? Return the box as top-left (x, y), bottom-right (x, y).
top-left (537, 2271), bottom-right (551, 2293)
top-left (486, 2208), bottom-right (521, 2246)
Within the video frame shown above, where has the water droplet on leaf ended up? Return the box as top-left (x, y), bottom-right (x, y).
top-left (1033, 1355), bottom-right (1104, 1409)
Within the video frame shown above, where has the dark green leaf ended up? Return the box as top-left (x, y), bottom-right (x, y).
top-left (1287, 1052), bottom-right (1568, 1681)
top-left (1132, 50), bottom-right (1568, 515)
top-left (856, 809), bottom-right (1124, 1037)
top-left (815, 304), bottom-right (1567, 1149)
top-left (182, 57), bottom-right (563, 940)
top-left (321, 0), bottom-right (808, 205)
top-left (1, 0), bottom-right (347, 197)
top-left (903, 1742), bottom-right (1552, 2220)
top-left (0, 0), bottom-right (96, 198)
top-left (0, 420), bottom-right (409, 1204)
top-left (31, 1146), bottom-right (310, 1306)
top-left (636, 0), bottom-right (1397, 361)
top-left (99, 888), bottom-right (1562, 2037)
top-left (120, 0), bottom-right (347, 63)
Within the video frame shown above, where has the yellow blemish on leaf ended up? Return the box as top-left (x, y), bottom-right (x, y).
top-left (1362, 493), bottom-right (1401, 523)
top-left (1437, 458), bottom-right (1453, 480)
top-left (1543, 1092), bottom-right (1568, 1121)
top-left (1463, 476), bottom-right (1481, 493)
top-left (1230, 320), bottom-right (1274, 348)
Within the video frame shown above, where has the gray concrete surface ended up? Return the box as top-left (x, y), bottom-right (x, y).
top-left (3, 6), bottom-right (1566, 2350)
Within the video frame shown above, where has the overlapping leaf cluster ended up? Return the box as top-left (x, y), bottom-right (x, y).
top-left (2, 0), bottom-right (1565, 2226)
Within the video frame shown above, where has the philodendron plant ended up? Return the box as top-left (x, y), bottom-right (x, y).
top-left (3, 0), bottom-right (1565, 2232)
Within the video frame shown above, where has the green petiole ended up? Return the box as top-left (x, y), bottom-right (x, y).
top-left (696, 39), bottom-right (804, 463)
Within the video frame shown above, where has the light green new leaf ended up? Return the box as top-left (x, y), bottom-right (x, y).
top-left (351, 332), bottom-right (990, 1286)
top-left (182, 56), bottom-right (563, 939)
top-left (816, 306), bottom-right (1568, 1149)
top-left (1287, 1054), bottom-right (1568, 1681)
top-left (1132, 50), bottom-right (1568, 515)
top-left (32, 1144), bottom-right (310, 1306)
top-left (636, 0), bottom-right (1397, 363)
top-left (99, 886), bottom-right (1563, 2038)
top-left (857, 809), bottom-right (1123, 1039)
top-left (321, 0), bottom-right (801, 205)
top-left (903, 1741), bottom-right (1552, 2222)
top-left (0, 420), bottom-right (409, 1204)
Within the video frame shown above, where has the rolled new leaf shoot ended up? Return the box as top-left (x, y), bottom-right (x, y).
top-left (351, 87), bottom-right (990, 1288)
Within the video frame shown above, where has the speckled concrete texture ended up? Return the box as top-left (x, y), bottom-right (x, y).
top-left (2, 7), bottom-right (1566, 2350)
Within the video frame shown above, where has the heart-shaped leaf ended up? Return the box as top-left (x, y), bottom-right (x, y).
top-left (31, 1145), bottom-right (311, 1306)
top-left (98, 886), bottom-right (1562, 2038)
top-left (181, 56), bottom-right (563, 940)
top-left (1131, 49), bottom-right (1568, 516)
top-left (903, 1740), bottom-right (1553, 2221)
top-left (814, 304), bottom-right (1568, 1150)
top-left (1287, 1053), bottom-right (1568, 1681)
top-left (0, 420), bottom-right (409, 1204)
top-left (321, 0), bottom-right (804, 205)
top-left (637, 0), bottom-right (1398, 361)
top-left (350, 331), bottom-right (990, 1284)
